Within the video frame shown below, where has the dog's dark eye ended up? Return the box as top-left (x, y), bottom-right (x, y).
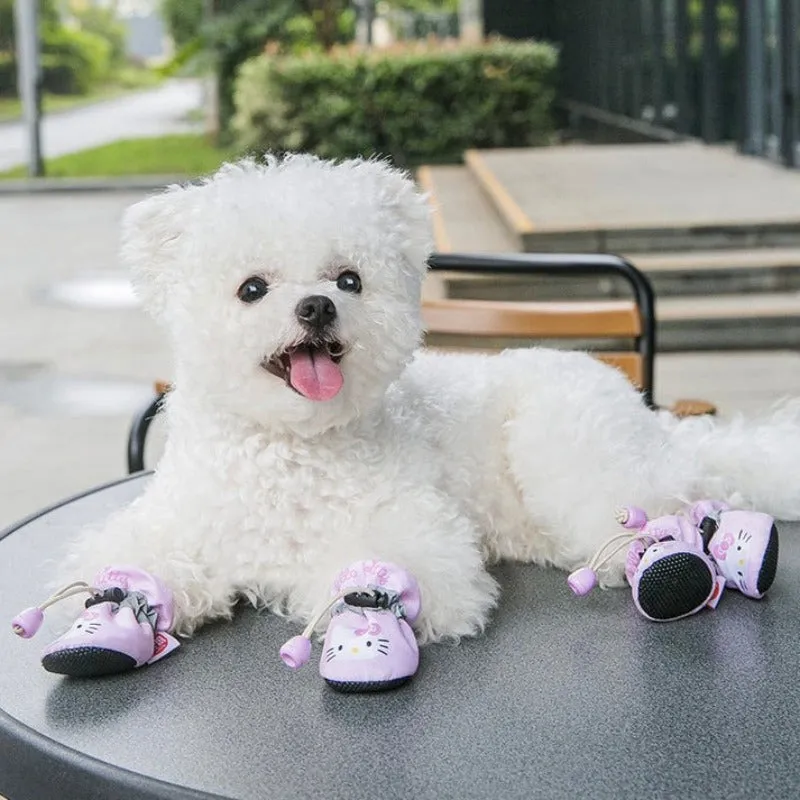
top-left (336, 271), bottom-right (362, 294)
top-left (237, 276), bottom-right (269, 304)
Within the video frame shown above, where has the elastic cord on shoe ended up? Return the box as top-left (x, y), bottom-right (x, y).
top-left (279, 586), bottom-right (383, 670)
top-left (568, 521), bottom-right (662, 597)
top-left (37, 581), bottom-right (102, 612)
top-left (11, 581), bottom-right (103, 639)
top-left (586, 532), bottom-right (655, 575)
top-left (300, 585), bottom-right (377, 638)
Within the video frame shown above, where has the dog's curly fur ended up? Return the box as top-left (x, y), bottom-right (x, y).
top-left (60, 154), bottom-right (800, 643)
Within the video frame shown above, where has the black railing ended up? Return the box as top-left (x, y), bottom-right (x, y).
top-left (551, 0), bottom-right (737, 144)
top-left (490, 0), bottom-right (800, 169)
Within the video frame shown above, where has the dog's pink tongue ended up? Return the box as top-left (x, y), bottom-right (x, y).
top-left (288, 347), bottom-right (343, 401)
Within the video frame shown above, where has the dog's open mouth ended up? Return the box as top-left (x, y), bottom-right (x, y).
top-left (261, 341), bottom-right (346, 402)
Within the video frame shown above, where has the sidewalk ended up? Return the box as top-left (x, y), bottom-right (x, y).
top-left (0, 79), bottom-right (202, 171)
top-left (1, 190), bottom-right (799, 528)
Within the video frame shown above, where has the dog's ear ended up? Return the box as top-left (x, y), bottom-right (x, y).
top-left (355, 159), bottom-right (434, 277)
top-left (121, 184), bottom-right (196, 323)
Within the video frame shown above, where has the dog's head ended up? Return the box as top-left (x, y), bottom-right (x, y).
top-left (122, 154), bottom-right (432, 435)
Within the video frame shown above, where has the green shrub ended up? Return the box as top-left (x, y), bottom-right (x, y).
top-left (233, 39), bottom-right (559, 165)
top-left (162, 0), bottom-right (206, 48)
top-left (72, 6), bottom-right (128, 69)
top-left (1, 48), bottom-right (108, 98)
top-left (40, 54), bottom-right (83, 95)
top-left (0, 52), bottom-right (15, 97)
top-left (41, 26), bottom-right (112, 94)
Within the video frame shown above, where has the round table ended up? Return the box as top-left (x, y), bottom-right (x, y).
top-left (1, 475), bottom-right (799, 800)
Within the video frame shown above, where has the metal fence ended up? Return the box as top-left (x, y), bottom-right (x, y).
top-left (517, 0), bottom-right (800, 168)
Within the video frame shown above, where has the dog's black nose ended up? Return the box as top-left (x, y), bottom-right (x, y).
top-left (296, 295), bottom-right (337, 329)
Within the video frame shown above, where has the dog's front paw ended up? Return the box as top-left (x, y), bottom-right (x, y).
top-left (414, 569), bottom-right (500, 645)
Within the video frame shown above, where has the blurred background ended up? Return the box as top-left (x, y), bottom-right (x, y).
top-left (2, 0), bottom-right (800, 527)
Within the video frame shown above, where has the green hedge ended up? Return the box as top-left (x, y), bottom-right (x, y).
top-left (41, 27), bottom-right (112, 94)
top-left (0, 53), bottom-right (14, 96)
top-left (233, 39), bottom-right (559, 165)
top-left (1, 53), bottom-right (91, 97)
top-left (1, 26), bottom-right (114, 98)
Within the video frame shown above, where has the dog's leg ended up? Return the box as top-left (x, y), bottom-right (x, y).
top-left (300, 490), bottom-right (500, 645)
top-left (495, 353), bottom-right (691, 584)
top-left (54, 486), bottom-right (241, 637)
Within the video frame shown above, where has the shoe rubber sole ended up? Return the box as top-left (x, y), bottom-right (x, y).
top-left (42, 646), bottom-right (137, 677)
top-left (325, 676), bottom-right (411, 693)
top-left (636, 552), bottom-right (715, 621)
top-left (757, 524), bottom-right (780, 595)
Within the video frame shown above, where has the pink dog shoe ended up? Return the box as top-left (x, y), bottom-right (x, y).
top-left (41, 599), bottom-right (158, 676)
top-left (568, 506), bottom-right (725, 622)
top-left (621, 507), bottom-right (724, 622)
top-left (629, 539), bottom-right (723, 622)
top-left (280, 559), bottom-right (421, 692)
top-left (692, 506), bottom-right (779, 599)
top-left (11, 565), bottom-right (179, 677)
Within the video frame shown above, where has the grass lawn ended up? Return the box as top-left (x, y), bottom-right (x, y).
top-left (0, 134), bottom-right (241, 180)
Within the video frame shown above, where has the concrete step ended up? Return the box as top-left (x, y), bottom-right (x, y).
top-left (439, 247), bottom-right (800, 300)
top-left (416, 164), bottom-right (518, 253)
top-left (416, 162), bottom-right (800, 298)
top-left (416, 151), bottom-right (800, 349)
top-left (417, 163), bottom-right (518, 302)
top-left (464, 143), bottom-right (800, 253)
top-left (656, 292), bottom-right (800, 350)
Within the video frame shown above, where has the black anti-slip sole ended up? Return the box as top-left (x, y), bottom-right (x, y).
top-left (42, 647), bottom-right (137, 678)
top-left (637, 552), bottom-right (714, 621)
top-left (325, 676), bottom-right (411, 693)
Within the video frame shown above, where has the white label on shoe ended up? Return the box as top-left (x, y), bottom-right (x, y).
top-left (706, 575), bottom-right (727, 610)
top-left (147, 632), bottom-right (181, 664)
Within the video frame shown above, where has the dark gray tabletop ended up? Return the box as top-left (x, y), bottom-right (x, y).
top-left (1, 474), bottom-right (799, 800)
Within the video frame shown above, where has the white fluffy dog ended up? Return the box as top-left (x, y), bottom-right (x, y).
top-left (62, 154), bottom-right (800, 643)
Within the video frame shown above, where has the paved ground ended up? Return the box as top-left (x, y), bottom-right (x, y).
top-left (1, 190), bottom-right (800, 529)
top-left (0, 79), bottom-right (202, 171)
top-left (475, 142), bottom-right (800, 231)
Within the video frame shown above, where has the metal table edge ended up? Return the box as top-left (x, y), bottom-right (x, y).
top-left (0, 471), bottom-right (153, 544)
top-left (0, 469), bottom-right (221, 800)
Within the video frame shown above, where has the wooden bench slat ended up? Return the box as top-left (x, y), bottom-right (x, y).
top-left (422, 299), bottom-right (642, 338)
top-left (427, 346), bottom-right (643, 389)
top-left (595, 352), bottom-right (643, 388)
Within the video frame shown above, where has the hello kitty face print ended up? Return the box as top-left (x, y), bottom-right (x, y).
top-left (324, 619), bottom-right (390, 664)
top-left (708, 510), bottom-right (778, 598)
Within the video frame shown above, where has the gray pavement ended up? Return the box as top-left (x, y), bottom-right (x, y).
top-left (476, 142), bottom-right (800, 231)
top-left (0, 79), bottom-right (202, 171)
top-left (1, 190), bottom-right (800, 529)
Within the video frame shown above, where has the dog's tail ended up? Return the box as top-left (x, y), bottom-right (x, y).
top-left (662, 399), bottom-right (800, 520)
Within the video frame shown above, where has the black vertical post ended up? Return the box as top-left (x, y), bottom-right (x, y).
top-left (630, 0), bottom-right (645, 120)
top-left (612, 0), bottom-right (627, 113)
top-left (675, 0), bottom-right (692, 134)
top-left (652, 0), bottom-right (666, 125)
top-left (736, 0), bottom-right (747, 151)
top-left (597, 1), bottom-right (611, 110)
top-left (766, 0), bottom-right (782, 159)
top-left (739, 0), bottom-right (766, 155)
top-left (779, 0), bottom-right (799, 165)
top-left (589, 0), bottom-right (600, 106)
top-left (701, 0), bottom-right (721, 142)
